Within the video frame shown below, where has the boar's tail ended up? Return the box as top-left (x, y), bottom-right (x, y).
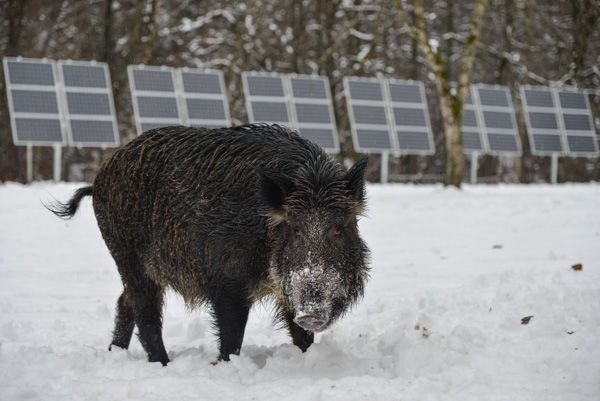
top-left (45, 186), bottom-right (93, 220)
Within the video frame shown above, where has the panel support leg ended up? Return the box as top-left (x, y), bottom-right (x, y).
top-left (470, 153), bottom-right (478, 184)
top-left (26, 144), bottom-right (33, 183)
top-left (53, 144), bottom-right (62, 182)
top-left (550, 154), bottom-right (558, 185)
top-left (380, 152), bottom-right (389, 184)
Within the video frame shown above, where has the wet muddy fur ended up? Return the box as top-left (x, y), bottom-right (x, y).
top-left (48, 124), bottom-right (370, 366)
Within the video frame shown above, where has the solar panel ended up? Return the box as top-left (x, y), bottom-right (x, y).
top-left (177, 68), bottom-right (231, 129)
top-left (288, 75), bottom-right (340, 152)
top-left (242, 72), bottom-right (291, 125)
top-left (472, 85), bottom-right (521, 154)
top-left (385, 80), bottom-right (435, 154)
top-left (58, 60), bottom-right (119, 147)
top-left (128, 65), bottom-right (184, 135)
top-left (556, 89), bottom-right (598, 156)
top-left (3, 57), bottom-right (67, 145)
top-left (343, 77), bottom-right (394, 152)
top-left (520, 86), bottom-right (598, 156)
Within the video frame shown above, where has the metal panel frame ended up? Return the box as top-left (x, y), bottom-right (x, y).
top-left (473, 84), bottom-right (522, 156)
top-left (520, 86), bottom-right (567, 156)
top-left (3, 57), bottom-right (67, 146)
top-left (343, 76), bottom-right (395, 153)
top-left (58, 60), bottom-right (120, 147)
top-left (177, 68), bottom-right (231, 129)
top-left (556, 89), bottom-right (599, 157)
top-left (385, 79), bottom-right (435, 155)
top-left (287, 74), bottom-right (340, 153)
top-left (242, 71), bottom-right (292, 127)
top-left (127, 65), bottom-right (184, 135)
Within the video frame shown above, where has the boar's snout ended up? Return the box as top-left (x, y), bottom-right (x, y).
top-left (294, 312), bottom-right (330, 332)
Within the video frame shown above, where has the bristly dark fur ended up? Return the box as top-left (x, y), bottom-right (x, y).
top-left (48, 123), bottom-right (370, 366)
top-left (45, 186), bottom-right (93, 219)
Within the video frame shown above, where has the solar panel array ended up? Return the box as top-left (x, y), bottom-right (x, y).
top-left (344, 77), bottom-right (435, 155)
top-left (242, 72), bottom-right (340, 152)
top-left (3, 57), bottom-right (67, 146)
top-left (521, 86), bottom-right (598, 156)
top-left (58, 60), bottom-right (120, 147)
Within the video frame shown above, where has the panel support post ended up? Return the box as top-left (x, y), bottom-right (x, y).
top-left (26, 144), bottom-right (33, 183)
top-left (550, 153), bottom-right (558, 184)
top-left (380, 152), bottom-right (389, 184)
top-left (470, 152), bottom-right (478, 184)
top-left (53, 144), bottom-right (62, 182)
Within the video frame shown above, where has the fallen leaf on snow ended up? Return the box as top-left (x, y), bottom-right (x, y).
top-left (521, 316), bottom-right (534, 325)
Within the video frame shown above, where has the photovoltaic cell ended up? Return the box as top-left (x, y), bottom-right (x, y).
top-left (15, 118), bottom-right (63, 142)
top-left (294, 103), bottom-right (332, 124)
top-left (352, 105), bottom-right (388, 125)
top-left (290, 77), bottom-right (327, 99)
top-left (246, 75), bottom-right (285, 97)
top-left (392, 107), bottom-right (426, 126)
top-left (388, 83), bottom-right (422, 103)
top-left (11, 90), bottom-right (59, 114)
top-left (65, 92), bottom-right (111, 115)
top-left (251, 101), bottom-right (290, 123)
top-left (3, 57), bottom-right (67, 145)
top-left (180, 72), bottom-right (222, 94)
top-left (62, 64), bottom-right (107, 88)
top-left (132, 69), bottom-right (176, 92)
top-left (558, 91), bottom-right (586, 109)
top-left (186, 98), bottom-right (227, 120)
top-left (6, 61), bottom-right (55, 86)
top-left (347, 80), bottom-right (384, 101)
top-left (128, 65), bottom-right (183, 135)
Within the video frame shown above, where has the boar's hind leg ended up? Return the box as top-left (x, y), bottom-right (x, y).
top-left (109, 291), bottom-right (135, 350)
top-left (284, 310), bottom-right (314, 352)
top-left (129, 279), bottom-right (170, 366)
top-left (210, 282), bottom-right (252, 361)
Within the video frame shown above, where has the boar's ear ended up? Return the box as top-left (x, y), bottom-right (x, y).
top-left (255, 167), bottom-right (294, 222)
top-left (345, 154), bottom-right (369, 205)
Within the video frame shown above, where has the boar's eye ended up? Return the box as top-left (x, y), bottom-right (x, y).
top-left (293, 227), bottom-right (302, 236)
top-left (331, 226), bottom-right (343, 240)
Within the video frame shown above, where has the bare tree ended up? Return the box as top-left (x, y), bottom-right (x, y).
top-left (392, 0), bottom-right (489, 187)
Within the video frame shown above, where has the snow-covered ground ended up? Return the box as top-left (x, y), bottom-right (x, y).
top-left (1, 181), bottom-right (599, 400)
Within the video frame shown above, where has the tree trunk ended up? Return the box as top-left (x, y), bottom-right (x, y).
top-left (393, 0), bottom-right (489, 187)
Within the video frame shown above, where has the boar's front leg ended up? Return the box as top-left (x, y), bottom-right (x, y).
top-left (284, 310), bottom-right (314, 352)
top-left (210, 280), bottom-right (252, 361)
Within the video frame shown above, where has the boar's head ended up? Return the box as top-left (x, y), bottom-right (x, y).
top-left (257, 154), bottom-right (370, 333)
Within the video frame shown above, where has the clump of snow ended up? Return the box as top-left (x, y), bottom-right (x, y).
top-left (0, 182), bottom-right (599, 400)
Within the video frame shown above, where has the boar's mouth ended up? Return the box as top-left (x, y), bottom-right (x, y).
top-left (293, 311), bottom-right (332, 332)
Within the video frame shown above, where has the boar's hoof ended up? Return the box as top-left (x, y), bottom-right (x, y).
top-left (294, 314), bottom-right (329, 332)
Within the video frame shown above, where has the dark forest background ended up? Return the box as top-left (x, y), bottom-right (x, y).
top-left (1, 0), bottom-right (598, 183)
